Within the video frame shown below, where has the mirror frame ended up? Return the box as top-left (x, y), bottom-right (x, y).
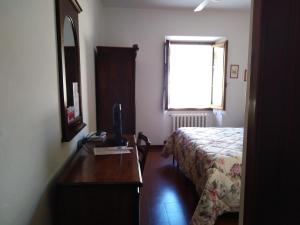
top-left (56, 0), bottom-right (85, 142)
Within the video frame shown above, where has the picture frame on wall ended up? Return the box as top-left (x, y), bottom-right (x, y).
top-left (230, 65), bottom-right (239, 79)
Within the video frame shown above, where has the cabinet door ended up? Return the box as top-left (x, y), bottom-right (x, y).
top-left (56, 185), bottom-right (140, 225)
top-left (95, 46), bottom-right (137, 134)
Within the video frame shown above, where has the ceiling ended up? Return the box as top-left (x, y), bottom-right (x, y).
top-left (102, 0), bottom-right (251, 11)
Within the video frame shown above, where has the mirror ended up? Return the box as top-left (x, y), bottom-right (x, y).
top-left (56, 0), bottom-right (85, 142)
top-left (63, 16), bottom-right (80, 123)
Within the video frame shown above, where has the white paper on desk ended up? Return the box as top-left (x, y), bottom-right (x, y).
top-left (93, 146), bottom-right (133, 155)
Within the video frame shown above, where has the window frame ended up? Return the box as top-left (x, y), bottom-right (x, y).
top-left (164, 39), bottom-right (228, 111)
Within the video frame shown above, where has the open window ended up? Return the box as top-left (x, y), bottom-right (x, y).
top-left (164, 38), bottom-right (228, 111)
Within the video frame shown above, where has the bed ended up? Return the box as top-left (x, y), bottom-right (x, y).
top-left (162, 127), bottom-right (244, 225)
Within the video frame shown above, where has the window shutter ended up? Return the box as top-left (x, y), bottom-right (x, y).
top-left (211, 41), bottom-right (228, 110)
top-left (162, 40), bottom-right (170, 110)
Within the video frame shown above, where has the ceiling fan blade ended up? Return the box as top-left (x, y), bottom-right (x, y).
top-left (194, 0), bottom-right (210, 12)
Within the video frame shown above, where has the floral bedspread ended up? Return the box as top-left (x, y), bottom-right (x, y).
top-left (162, 127), bottom-right (244, 225)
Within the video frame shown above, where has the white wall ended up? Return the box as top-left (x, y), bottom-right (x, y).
top-left (0, 0), bottom-right (104, 224)
top-left (79, 0), bottom-right (105, 131)
top-left (103, 7), bottom-right (250, 144)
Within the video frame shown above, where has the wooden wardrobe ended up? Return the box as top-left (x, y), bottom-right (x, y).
top-left (95, 45), bottom-right (138, 134)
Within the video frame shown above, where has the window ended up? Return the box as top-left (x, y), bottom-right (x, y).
top-left (164, 39), bottom-right (228, 110)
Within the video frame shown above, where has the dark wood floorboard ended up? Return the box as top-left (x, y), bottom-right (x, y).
top-left (140, 150), bottom-right (239, 225)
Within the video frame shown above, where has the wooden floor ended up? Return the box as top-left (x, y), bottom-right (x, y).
top-left (140, 150), bottom-right (239, 225)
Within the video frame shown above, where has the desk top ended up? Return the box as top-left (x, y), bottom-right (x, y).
top-left (57, 135), bottom-right (143, 186)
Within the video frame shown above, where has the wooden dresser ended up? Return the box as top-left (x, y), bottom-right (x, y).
top-left (55, 135), bottom-right (143, 225)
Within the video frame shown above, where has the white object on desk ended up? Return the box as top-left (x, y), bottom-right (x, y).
top-left (93, 146), bottom-right (134, 155)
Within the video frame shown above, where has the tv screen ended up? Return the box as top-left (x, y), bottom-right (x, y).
top-left (113, 103), bottom-right (122, 139)
top-left (110, 103), bottom-right (127, 146)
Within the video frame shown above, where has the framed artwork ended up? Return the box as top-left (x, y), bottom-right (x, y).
top-left (244, 69), bottom-right (248, 81)
top-left (230, 65), bottom-right (239, 79)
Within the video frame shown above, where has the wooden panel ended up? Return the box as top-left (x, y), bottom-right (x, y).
top-left (56, 185), bottom-right (139, 225)
top-left (244, 1), bottom-right (300, 225)
top-left (95, 46), bottom-right (138, 135)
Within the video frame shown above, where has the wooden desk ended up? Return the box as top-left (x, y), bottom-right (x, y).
top-left (55, 135), bottom-right (142, 225)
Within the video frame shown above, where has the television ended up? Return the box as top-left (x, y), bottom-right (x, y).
top-left (106, 103), bottom-right (127, 146)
